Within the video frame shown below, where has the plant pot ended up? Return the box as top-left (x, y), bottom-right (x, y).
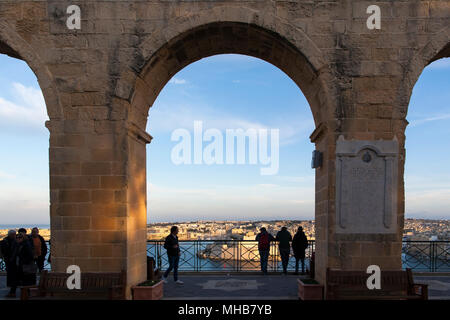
top-left (132, 280), bottom-right (164, 300)
top-left (297, 278), bottom-right (323, 300)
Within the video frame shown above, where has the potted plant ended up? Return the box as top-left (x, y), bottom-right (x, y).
top-left (132, 279), bottom-right (164, 300)
top-left (297, 278), bottom-right (324, 300)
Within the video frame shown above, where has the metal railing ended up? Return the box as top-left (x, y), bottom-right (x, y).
top-left (147, 240), bottom-right (315, 272)
top-left (402, 241), bottom-right (450, 272)
top-left (1, 240), bottom-right (449, 273)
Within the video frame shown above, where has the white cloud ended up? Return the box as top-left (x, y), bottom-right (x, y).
top-left (169, 78), bottom-right (187, 85)
top-left (147, 182), bottom-right (315, 222)
top-left (274, 175), bottom-right (315, 183)
top-left (257, 184), bottom-right (279, 188)
top-left (409, 113), bottom-right (450, 127)
top-left (0, 182), bottom-right (49, 224)
top-left (404, 174), bottom-right (450, 218)
top-left (405, 174), bottom-right (450, 190)
top-left (147, 102), bottom-right (314, 146)
top-left (0, 82), bottom-right (48, 131)
top-left (406, 189), bottom-right (450, 219)
top-left (0, 171), bottom-right (15, 179)
top-left (204, 54), bottom-right (261, 63)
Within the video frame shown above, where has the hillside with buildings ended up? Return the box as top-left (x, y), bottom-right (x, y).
top-left (146, 218), bottom-right (449, 241)
top-left (0, 219), bottom-right (448, 241)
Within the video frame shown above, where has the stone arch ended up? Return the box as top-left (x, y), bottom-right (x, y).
top-left (116, 7), bottom-right (335, 130)
top-left (398, 26), bottom-right (450, 235)
top-left (400, 25), bottom-right (450, 116)
top-left (114, 12), bottom-right (337, 286)
top-left (0, 20), bottom-right (62, 120)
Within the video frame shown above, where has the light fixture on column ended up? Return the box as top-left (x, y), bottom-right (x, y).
top-left (311, 150), bottom-right (323, 169)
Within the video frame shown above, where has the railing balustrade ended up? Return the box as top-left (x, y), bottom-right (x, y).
top-left (0, 240), bottom-right (448, 273)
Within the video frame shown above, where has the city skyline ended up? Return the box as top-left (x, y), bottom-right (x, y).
top-left (1, 218), bottom-right (448, 242)
top-left (0, 54), bottom-right (449, 224)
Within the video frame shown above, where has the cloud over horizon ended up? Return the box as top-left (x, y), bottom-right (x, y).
top-left (147, 101), bottom-right (314, 146)
top-left (0, 82), bottom-right (48, 133)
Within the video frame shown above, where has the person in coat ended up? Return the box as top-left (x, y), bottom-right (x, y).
top-left (292, 226), bottom-right (308, 275)
top-left (15, 232), bottom-right (37, 287)
top-left (31, 227), bottom-right (48, 272)
top-left (162, 226), bottom-right (184, 285)
top-left (255, 227), bottom-right (275, 275)
top-left (0, 230), bottom-right (18, 298)
top-left (276, 227), bottom-right (292, 275)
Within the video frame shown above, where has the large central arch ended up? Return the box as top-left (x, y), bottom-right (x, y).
top-left (117, 20), bottom-right (337, 288)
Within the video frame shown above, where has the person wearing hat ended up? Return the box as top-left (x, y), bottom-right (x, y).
top-left (292, 226), bottom-right (308, 275)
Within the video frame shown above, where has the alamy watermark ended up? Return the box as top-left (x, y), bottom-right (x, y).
top-left (366, 5), bottom-right (381, 30)
top-left (171, 121), bottom-right (279, 175)
top-left (66, 264), bottom-right (81, 289)
top-left (366, 265), bottom-right (381, 289)
top-left (66, 5), bottom-right (81, 30)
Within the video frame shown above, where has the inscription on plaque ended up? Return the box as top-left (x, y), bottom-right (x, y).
top-left (335, 137), bottom-right (398, 234)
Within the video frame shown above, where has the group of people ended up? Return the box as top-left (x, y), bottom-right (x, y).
top-left (256, 226), bottom-right (308, 275)
top-left (0, 228), bottom-right (48, 298)
top-left (1, 225), bottom-right (308, 294)
top-left (161, 225), bottom-right (309, 284)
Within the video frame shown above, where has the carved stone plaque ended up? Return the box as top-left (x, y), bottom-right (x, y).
top-left (335, 137), bottom-right (398, 234)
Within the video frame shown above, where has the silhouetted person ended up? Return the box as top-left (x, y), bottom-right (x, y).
top-left (162, 226), bottom-right (184, 285)
top-left (255, 227), bottom-right (275, 275)
top-left (0, 230), bottom-right (18, 297)
top-left (292, 226), bottom-right (308, 275)
top-left (17, 227), bottom-right (33, 249)
top-left (31, 227), bottom-right (47, 272)
top-left (15, 232), bottom-right (37, 287)
top-left (18, 228), bottom-right (28, 239)
top-left (276, 227), bottom-right (292, 275)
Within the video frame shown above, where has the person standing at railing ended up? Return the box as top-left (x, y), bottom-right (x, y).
top-left (162, 226), bottom-right (184, 285)
top-left (0, 230), bottom-right (18, 298)
top-left (31, 227), bottom-right (47, 273)
top-left (292, 226), bottom-right (308, 275)
top-left (255, 227), bottom-right (275, 275)
top-left (276, 227), bottom-right (292, 275)
top-left (15, 232), bottom-right (37, 288)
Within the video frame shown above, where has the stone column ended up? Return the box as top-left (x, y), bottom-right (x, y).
top-left (310, 123), bottom-right (331, 284)
top-left (48, 114), bottom-right (151, 298)
top-left (124, 122), bottom-right (152, 293)
top-left (310, 75), bottom-right (406, 288)
top-left (311, 118), bottom-right (405, 284)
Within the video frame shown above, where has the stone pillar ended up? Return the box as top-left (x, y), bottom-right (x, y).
top-left (48, 115), bottom-right (151, 298)
top-left (125, 122), bottom-right (152, 293)
top-left (310, 123), bottom-right (332, 284)
top-left (330, 135), bottom-right (402, 271)
top-left (311, 117), bottom-right (405, 285)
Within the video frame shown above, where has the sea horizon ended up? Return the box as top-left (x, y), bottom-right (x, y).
top-left (0, 216), bottom-right (449, 230)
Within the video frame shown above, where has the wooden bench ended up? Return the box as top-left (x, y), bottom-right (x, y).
top-left (326, 268), bottom-right (428, 300)
top-left (21, 270), bottom-right (126, 300)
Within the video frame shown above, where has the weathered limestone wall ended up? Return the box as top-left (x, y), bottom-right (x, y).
top-left (0, 0), bottom-right (449, 295)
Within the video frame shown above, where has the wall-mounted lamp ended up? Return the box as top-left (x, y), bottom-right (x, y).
top-left (311, 150), bottom-right (323, 169)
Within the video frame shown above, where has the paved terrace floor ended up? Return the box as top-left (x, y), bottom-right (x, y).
top-left (1, 273), bottom-right (449, 300)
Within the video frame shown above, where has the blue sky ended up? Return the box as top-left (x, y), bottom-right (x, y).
top-left (0, 54), bottom-right (449, 224)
